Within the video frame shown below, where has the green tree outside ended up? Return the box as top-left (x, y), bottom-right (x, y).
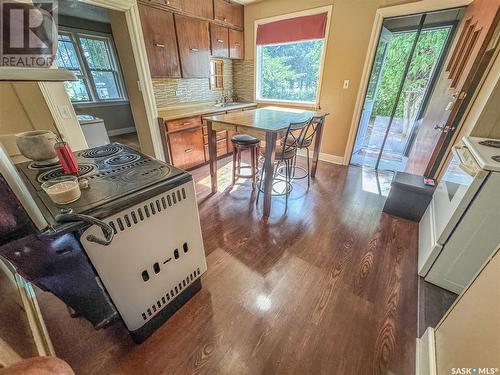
top-left (259, 40), bottom-right (324, 102)
top-left (372, 27), bottom-right (450, 133)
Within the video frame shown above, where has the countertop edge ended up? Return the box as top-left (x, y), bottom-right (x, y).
top-left (157, 103), bottom-right (258, 121)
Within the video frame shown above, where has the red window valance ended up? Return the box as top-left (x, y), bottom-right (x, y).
top-left (256, 12), bottom-right (328, 46)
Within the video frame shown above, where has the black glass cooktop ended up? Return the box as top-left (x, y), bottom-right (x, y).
top-left (17, 143), bottom-right (188, 223)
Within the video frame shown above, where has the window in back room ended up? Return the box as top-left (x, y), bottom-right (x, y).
top-left (56, 30), bottom-right (127, 103)
top-left (255, 8), bottom-right (331, 105)
top-left (56, 1), bottom-right (140, 152)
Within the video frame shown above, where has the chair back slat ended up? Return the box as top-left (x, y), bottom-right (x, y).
top-left (298, 115), bottom-right (325, 147)
top-left (282, 118), bottom-right (312, 158)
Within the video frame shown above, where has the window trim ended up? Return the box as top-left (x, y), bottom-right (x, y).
top-left (57, 27), bottom-right (128, 104)
top-left (253, 6), bottom-right (332, 107)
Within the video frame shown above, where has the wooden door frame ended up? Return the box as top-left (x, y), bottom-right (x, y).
top-left (73, 0), bottom-right (165, 160)
top-left (342, 0), bottom-right (473, 165)
top-left (435, 40), bottom-right (500, 179)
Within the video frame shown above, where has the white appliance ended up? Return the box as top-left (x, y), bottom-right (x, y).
top-left (418, 136), bottom-right (500, 294)
top-left (8, 143), bottom-right (207, 342)
top-left (77, 115), bottom-right (110, 147)
top-left (81, 179), bottom-right (207, 337)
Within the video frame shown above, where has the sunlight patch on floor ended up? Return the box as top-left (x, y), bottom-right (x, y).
top-left (197, 161), bottom-right (254, 193)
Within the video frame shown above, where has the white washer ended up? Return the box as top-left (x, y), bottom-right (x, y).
top-left (77, 115), bottom-right (110, 147)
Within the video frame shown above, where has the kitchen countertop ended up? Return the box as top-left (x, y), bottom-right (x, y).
top-left (157, 102), bottom-right (257, 121)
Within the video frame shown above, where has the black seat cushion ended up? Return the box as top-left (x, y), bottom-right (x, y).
top-left (231, 134), bottom-right (260, 145)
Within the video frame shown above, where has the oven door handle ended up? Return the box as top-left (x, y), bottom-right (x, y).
top-left (55, 213), bottom-right (114, 246)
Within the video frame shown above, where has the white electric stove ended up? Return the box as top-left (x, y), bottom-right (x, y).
top-left (418, 136), bottom-right (500, 294)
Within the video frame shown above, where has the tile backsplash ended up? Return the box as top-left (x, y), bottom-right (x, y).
top-left (152, 58), bottom-right (233, 107)
top-left (233, 59), bottom-right (255, 102)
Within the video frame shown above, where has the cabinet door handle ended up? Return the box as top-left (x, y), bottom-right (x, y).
top-left (182, 122), bottom-right (191, 126)
top-left (235, 42), bottom-right (240, 46)
top-left (184, 148), bottom-right (193, 153)
top-left (217, 39), bottom-right (224, 43)
top-left (155, 43), bottom-right (165, 48)
top-left (190, 48), bottom-right (199, 52)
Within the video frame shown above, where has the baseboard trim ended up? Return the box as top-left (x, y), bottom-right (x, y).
top-left (416, 327), bottom-right (437, 375)
top-left (296, 149), bottom-right (344, 165)
top-left (107, 127), bottom-right (137, 137)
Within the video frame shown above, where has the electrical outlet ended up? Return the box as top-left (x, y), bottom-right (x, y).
top-left (343, 80), bottom-right (350, 89)
top-left (58, 105), bottom-right (72, 119)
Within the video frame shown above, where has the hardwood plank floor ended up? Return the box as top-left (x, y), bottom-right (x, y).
top-left (36, 156), bottom-right (418, 375)
top-left (110, 133), bottom-right (141, 151)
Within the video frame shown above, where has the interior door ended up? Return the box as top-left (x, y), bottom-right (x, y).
top-left (406, 0), bottom-right (500, 177)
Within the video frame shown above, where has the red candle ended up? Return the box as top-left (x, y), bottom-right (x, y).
top-left (55, 142), bottom-right (79, 175)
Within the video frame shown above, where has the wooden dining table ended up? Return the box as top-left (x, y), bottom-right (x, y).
top-left (204, 106), bottom-right (328, 218)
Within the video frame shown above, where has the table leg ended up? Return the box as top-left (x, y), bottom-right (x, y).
top-left (263, 132), bottom-right (277, 218)
top-left (207, 121), bottom-right (217, 194)
top-left (311, 119), bottom-right (324, 178)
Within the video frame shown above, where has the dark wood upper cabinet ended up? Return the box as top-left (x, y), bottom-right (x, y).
top-left (147, 0), bottom-right (181, 9)
top-left (175, 15), bottom-right (211, 78)
top-left (214, 0), bottom-right (243, 28)
top-left (210, 24), bottom-right (229, 58)
top-left (181, 0), bottom-right (214, 20)
top-left (138, 4), bottom-right (181, 78)
top-left (229, 29), bottom-right (244, 59)
top-left (229, 2), bottom-right (243, 28)
top-left (165, 0), bottom-right (182, 10)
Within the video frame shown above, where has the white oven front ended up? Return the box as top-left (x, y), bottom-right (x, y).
top-left (80, 179), bottom-right (207, 332)
top-left (432, 145), bottom-right (489, 244)
top-left (418, 144), bottom-right (489, 275)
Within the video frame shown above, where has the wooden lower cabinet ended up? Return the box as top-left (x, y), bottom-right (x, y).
top-left (168, 128), bottom-right (205, 170)
top-left (163, 106), bottom-right (257, 170)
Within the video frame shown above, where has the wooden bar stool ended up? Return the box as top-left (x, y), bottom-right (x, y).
top-left (231, 134), bottom-right (260, 189)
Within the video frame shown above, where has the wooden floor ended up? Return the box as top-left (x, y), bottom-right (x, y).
top-left (110, 132), bottom-right (141, 151)
top-left (36, 156), bottom-right (418, 375)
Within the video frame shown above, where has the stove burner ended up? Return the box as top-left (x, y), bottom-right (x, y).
top-left (492, 155), bottom-right (500, 163)
top-left (28, 160), bottom-right (59, 170)
top-left (104, 153), bottom-right (141, 167)
top-left (80, 145), bottom-right (122, 159)
top-left (479, 140), bottom-right (500, 148)
top-left (37, 163), bottom-right (96, 182)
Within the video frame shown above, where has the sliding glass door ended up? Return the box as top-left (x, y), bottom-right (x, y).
top-left (350, 9), bottom-right (457, 173)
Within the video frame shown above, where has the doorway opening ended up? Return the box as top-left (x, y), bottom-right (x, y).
top-left (57, 1), bottom-right (141, 151)
top-left (350, 8), bottom-right (464, 172)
